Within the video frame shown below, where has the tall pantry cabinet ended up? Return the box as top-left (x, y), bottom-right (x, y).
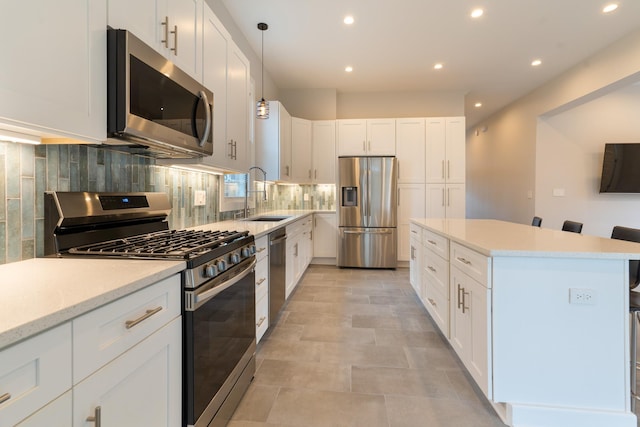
top-left (396, 116), bottom-right (465, 262)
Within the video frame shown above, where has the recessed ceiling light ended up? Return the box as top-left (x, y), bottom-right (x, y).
top-left (531, 59), bottom-right (542, 67)
top-left (471, 8), bottom-right (484, 18)
top-left (603, 3), bottom-right (618, 13)
top-left (434, 63), bottom-right (443, 70)
top-left (345, 66), bottom-right (353, 73)
top-left (344, 15), bottom-right (354, 25)
top-left (474, 102), bottom-right (482, 108)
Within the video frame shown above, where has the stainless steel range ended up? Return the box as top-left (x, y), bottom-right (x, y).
top-left (44, 191), bottom-right (256, 427)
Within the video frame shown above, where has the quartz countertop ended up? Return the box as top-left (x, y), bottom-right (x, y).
top-left (190, 210), bottom-right (333, 237)
top-left (0, 258), bottom-right (184, 349)
top-left (411, 218), bottom-right (640, 259)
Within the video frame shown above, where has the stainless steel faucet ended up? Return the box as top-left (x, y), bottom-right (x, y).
top-left (244, 166), bottom-right (267, 218)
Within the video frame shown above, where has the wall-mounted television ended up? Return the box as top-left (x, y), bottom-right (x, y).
top-left (600, 143), bottom-right (640, 193)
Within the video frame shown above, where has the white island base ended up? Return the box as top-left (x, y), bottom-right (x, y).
top-left (409, 219), bottom-right (640, 427)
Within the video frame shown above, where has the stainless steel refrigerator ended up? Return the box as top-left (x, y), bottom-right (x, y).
top-left (337, 156), bottom-right (397, 268)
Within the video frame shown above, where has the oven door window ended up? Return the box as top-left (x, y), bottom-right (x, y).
top-left (184, 267), bottom-right (255, 424)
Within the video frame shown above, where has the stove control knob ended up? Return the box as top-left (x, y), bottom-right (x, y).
top-left (249, 244), bottom-right (257, 255)
top-left (204, 264), bottom-right (218, 278)
top-left (216, 259), bottom-right (227, 272)
top-left (241, 247), bottom-right (251, 258)
top-left (229, 252), bottom-right (240, 264)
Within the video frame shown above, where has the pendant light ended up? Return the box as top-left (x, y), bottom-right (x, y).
top-left (256, 22), bottom-right (269, 119)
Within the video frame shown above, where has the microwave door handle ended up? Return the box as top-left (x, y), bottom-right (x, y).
top-left (197, 90), bottom-right (212, 147)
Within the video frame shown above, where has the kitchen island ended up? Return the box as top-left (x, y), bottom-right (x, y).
top-left (410, 218), bottom-right (640, 427)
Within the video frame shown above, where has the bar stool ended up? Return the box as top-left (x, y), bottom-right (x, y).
top-left (531, 216), bottom-right (542, 227)
top-left (611, 226), bottom-right (640, 410)
top-left (562, 220), bottom-right (583, 233)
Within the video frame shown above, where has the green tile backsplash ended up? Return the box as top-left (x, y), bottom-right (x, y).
top-left (0, 141), bottom-right (336, 265)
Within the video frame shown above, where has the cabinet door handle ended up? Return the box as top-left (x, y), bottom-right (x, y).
top-left (462, 289), bottom-right (470, 314)
top-left (457, 284), bottom-right (463, 310)
top-left (456, 256), bottom-right (472, 266)
top-left (441, 160), bottom-right (445, 179)
top-left (427, 266), bottom-right (436, 273)
top-left (427, 297), bottom-right (437, 308)
top-left (286, 165), bottom-right (290, 176)
top-left (161, 17), bottom-right (169, 48)
top-left (427, 239), bottom-right (437, 246)
top-left (228, 140), bottom-right (234, 159)
top-left (257, 316), bottom-right (266, 327)
top-left (294, 243), bottom-right (298, 257)
top-left (447, 160), bottom-right (450, 179)
top-left (441, 188), bottom-right (445, 207)
top-left (257, 277), bottom-right (266, 286)
top-left (410, 246), bottom-right (415, 260)
top-left (125, 306), bottom-right (163, 329)
top-left (397, 188), bottom-right (400, 206)
top-left (170, 25), bottom-right (178, 55)
top-left (362, 140), bottom-right (366, 152)
top-left (0, 392), bottom-right (11, 404)
top-left (314, 169), bottom-right (317, 179)
top-left (447, 188), bottom-right (450, 206)
top-left (256, 247), bottom-right (266, 253)
top-left (86, 406), bottom-right (102, 427)
top-left (368, 140), bottom-right (371, 151)
top-left (308, 169), bottom-right (312, 179)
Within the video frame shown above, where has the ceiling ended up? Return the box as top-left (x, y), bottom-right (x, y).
top-left (220, 0), bottom-right (640, 126)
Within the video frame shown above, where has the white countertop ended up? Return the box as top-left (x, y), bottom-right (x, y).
top-left (190, 210), bottom-right (329, 237)
top-left (0, 258), bottom-right (184, 349)
top-left (411, 218), bottom-right (640, 259)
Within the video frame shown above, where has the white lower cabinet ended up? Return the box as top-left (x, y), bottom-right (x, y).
top-left (255, 235), bottom-right (269, 343)
top-left (0, 275), bottom-right (182, 427)
top-left (398, 183), bottom-right (426, 261)
top-left (422, 247), bottom-right (450, 336)
top-left (73, 317), bottom-right (182, 427)
top-left (0, 323), bottom-right (72, 427)
top-left (15, 391), bottom-right (72, 427)
top-left (285, 216), bottom-right (313, 298)
top-left (409, 224), bottom-right (422, 295)
top-left (313, 213), bottom-right (337, 260)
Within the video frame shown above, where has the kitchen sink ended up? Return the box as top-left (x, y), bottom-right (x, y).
top-left (243, 216), bottom-right (291, 222)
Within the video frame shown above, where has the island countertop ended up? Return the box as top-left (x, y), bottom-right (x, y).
top-left (411, 218), bottom-right (640, 259)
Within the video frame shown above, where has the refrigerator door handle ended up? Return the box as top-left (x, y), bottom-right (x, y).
top-left (343, 229), bottom-right (394, 235)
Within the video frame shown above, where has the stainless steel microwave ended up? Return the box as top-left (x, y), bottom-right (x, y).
top-left (106, 28), bottom-right (213, 158)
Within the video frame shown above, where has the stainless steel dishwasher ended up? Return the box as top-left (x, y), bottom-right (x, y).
top-left (269, 228), bottom-right (287, 326)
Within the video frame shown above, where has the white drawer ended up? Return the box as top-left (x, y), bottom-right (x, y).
top-left (423, 248), bottom-right (449, 296)
top-left (255, 235), bottom-right (268, 262)
top-left (423, 282), bottom-right (449, 337)
top-left (0, 323), bottom-right (71, 427)
top-left (409, 223), bottom-right (423, 241)
top-left (72, 274), bottom-right (181, 383)
top-left (423, 229), bottom-right (449, 260)
top-left (256, 294), bottom-right (269, 343)
top-left (450, 242), bottom-right (490, 287)
top-left (255, 256), bottom-right (269, 302)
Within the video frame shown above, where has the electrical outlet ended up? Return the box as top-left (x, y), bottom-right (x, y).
top-left (194, 190), bottom-right (206, 206)
top-left (569, 288), bottom-right (596, 305)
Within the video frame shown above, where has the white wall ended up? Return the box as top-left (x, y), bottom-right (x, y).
top-left (535, 83), bottom-right (640, 237)
top-left (279, 88), bottom-right (337, 120)
top-left (467, 28), bottom-right (640, 226)
top-left (337, 90), bottom-right (465, 119)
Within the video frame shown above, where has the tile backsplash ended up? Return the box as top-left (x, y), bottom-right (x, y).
top-left (0, 142), bottom-right (336, 265)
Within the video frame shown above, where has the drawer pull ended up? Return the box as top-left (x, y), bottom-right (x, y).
top-left (457, 256), bottom-right (472, 265)
top-left (257, 277), bottom-right (266, 286)
top-left (256, 247), bottom-right (266, 253)
top-left (86, 406), bottom-right (102, 427)
top-left (427, 266), bottom-right (437, 273)
top-left (427, 298), bottom-right (437, 308)
top-left (125, 307), bottom-right (163, 329)
top-left (256, 316), bottom-right (266, 327)
top-left (0, 392), bottom-right (11, 404)
top-left (427, 239), bottom-right (437, 246)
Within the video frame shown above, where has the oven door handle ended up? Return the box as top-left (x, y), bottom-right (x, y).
top-left (193, 258), bottom-right (256, 306)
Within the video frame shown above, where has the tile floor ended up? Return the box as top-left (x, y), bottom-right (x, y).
top-left (229, 265), bottom-right (507, 427)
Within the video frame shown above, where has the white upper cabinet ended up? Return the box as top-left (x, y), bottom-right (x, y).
top-left (337, 119), bottom-right (395, 156)
top-left (256, 101), bottom-right (292, 181)
top-left (226, 43), bottom-right (251, 172)
top-left (395, 118), bottom-right (426, 183)
top-left (425, 117), bottom-right (466, 184)
top-left (291, 118), bottom-right (312, 182)
top-left (312, 120), bottom-right (337, 184)
top-left (0, 0), bottom-right (106, 143)
top-left (108, 0), bottom-right (203, 81)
